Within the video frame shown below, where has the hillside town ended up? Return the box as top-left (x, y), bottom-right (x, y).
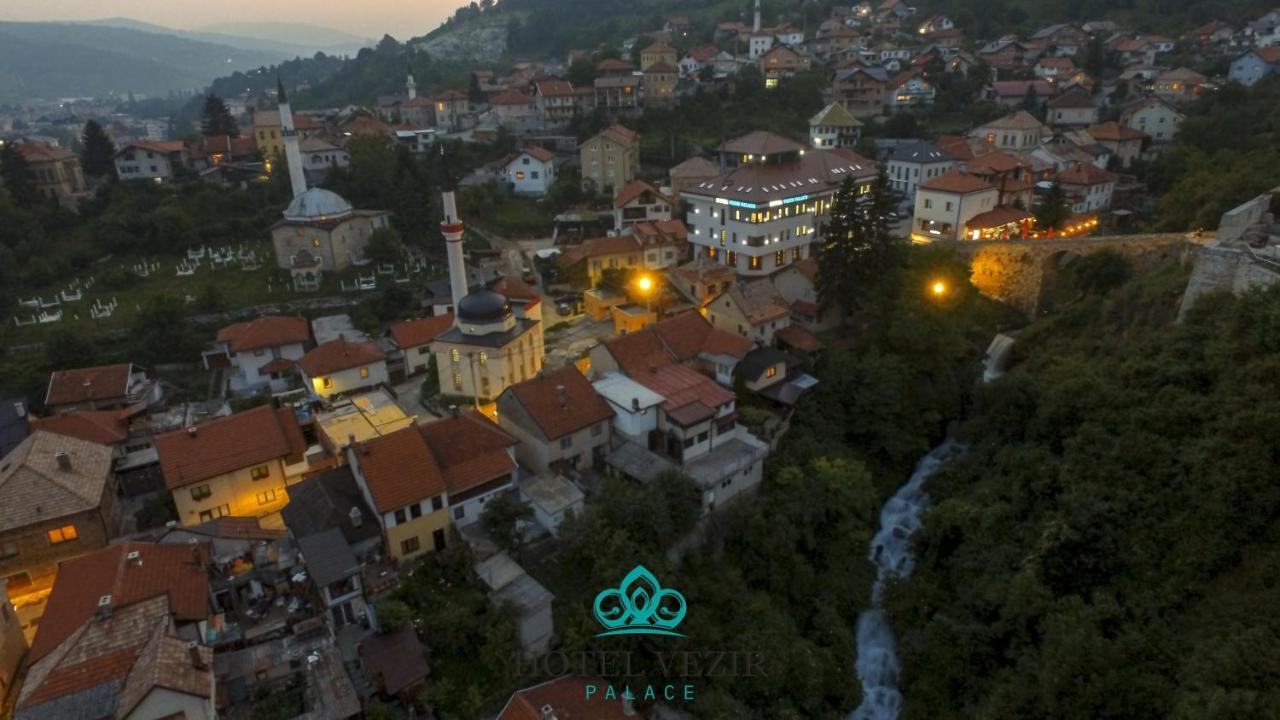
top-left (1, 0), bottom-right (1280, 719)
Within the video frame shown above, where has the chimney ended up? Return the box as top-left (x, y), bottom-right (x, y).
top-left (187, 640), bottom-right (207, 670)
top-left (449, 404), bottom-right (459, 417)
top-left (349, 506), bottom-right (363, 528)
top-left (96, 594), bottom-right (113, 619)
top-left (540, 705), bottom-right (558, 720)
top-left (126, 550), bottom-right (142, 567)
top-left (54, 450), bottom-right (72, 472)
top-left (631, 397), bottom-right (640, 412)
top-left (187, 426), bottom-right (198, 438)
top-left (555, 385), bottom-right (567, 408)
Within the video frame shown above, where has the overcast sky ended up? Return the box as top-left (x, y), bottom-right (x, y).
top-left (2, 0), bottom-right (457, 39)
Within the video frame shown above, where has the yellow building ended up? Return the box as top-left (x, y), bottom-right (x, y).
top-left (580, 124), bottom-right (640, 194)
top-left (315, 388), bottom-right (416, 456)
top-left (155, 404), bottom-right (310, 526)
top-left (252, 108), bottom-right (325, 160)
top-left (432, 289), bottom-right (544, 403)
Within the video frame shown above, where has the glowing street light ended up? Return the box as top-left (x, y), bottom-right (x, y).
top-left (636, 275), bottom-right (653, 293)
top-left (930, 280), bottom-right (948, 297)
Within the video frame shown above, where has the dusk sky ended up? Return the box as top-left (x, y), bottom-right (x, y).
top-left (1, 0), bottom-right (459, 39)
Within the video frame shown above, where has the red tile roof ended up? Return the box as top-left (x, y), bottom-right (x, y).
top-left (155, 405), bottom-right (306, 489)
top-left (352, 425), bottom-right (446, 513)
top-left (920, 170), bottom-right (993, 194)
top-left (603, 311), bottom-right (752, 375)
top-left (29, 410), bottom-right (129, 446)
top-left (966, 206), bottom-right (1035, 228)
top-left (1087, 121), bottom-right (1146, 141)
top-left (490, 90), bottom-right (532, 106)
top-left (298, 338), bottom-right (386, 376)
top-left (775, 324), bottom-right (826, 353)
top-left (499, 676), bottom-right (635, 720)
top-left (520, 145), bottom-right (556, 163)
top-left (18, 140), bottom-right (75, 163)
top-left (557, 235), bottom-right (640, 267)
top-left (791, 257), bottom-right (819, 282)
top-left (634, 363), bottom-right (735, 418)
top-left (359, 626), bottom-right (429, 697)
top-left (1057, 162), bottom-right (1117, 186)
top-left (719, 130), bottom-right (803, 156)
top-left (595, 124), bottom-right (639, 147)
top-left (46, 363), bottom-right (132, 407)
top-left (419, 411), bottom-right (517, 496)
top-left (503, 366), bottom-right (614, 441)
top-left (389, 314), bottom-right (455, 350)
top-left (28, 542), bottom-right (210, 664)
top-left (536, 80), bottom-right (576, 97)
top-left (1255, 47), bottom-right (1280, 64)
top-left (216, 315), bottom-right (310, 353)
top-left (614, 179), bottom-right (672, 208)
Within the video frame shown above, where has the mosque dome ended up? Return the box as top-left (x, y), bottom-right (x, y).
top-left (283, 188), bottom-right (354, 222)
top-left (457, 289), bottom-right (510, 323)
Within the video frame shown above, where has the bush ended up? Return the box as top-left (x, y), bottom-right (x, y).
top-left (377, 599), bottom-right (412, 633)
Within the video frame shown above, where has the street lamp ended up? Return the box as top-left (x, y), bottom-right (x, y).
top-left (930, 279), bottom-right (948, 298)
top-left (636, 274), bottom-right (655, 314)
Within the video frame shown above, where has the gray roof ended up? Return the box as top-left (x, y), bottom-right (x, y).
top-left (519, 474), bottom-right (584, 517)
top-left (737, 347), bottom-right (791, 382)
top-left (887, 140), bottom-right (955, 164)
top-left (282, 188), bottom-right (353, 222)
top-left (280, 466), bottom-right (380, 547)
top-left (297, 528), bottom-right (359, 587)
top-left (0, 398), bottom-right (29, 459)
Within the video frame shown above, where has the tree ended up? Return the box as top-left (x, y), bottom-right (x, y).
top-left (376, 599), bottom-right (412, 632)
top-left (816, 171), bottom-right (905, 314)
top-left (0, 142), bottom-right (35, 209)
top-left (568, 58), bottom-right (598, 86)
top-left (1021, 83), bottom-right (1040, 112)
top-left (1035, 181), bottom-right (1071, 230)
top-left (200, 94), bottom-right (239, 137)
top-left (481, 492), bottom-right (534, 557)
top-left (80, 120), bottom-right (117, 178)
top-left (468, 72), bottom-right (486, 104)
top-left (364, 227), bottom-right (404, 265)
top-left (1070, 250), bottom-right (1132, 295)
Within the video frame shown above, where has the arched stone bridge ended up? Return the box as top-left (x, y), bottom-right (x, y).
top-left (937, 232), bottom-right (1206, 316)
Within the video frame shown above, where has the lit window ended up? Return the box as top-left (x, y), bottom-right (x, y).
top-left (322, 377), bottom-right (333, 389)
top-left (450, 348), bottom-right (460, 363)
top-left (766, 366), bottom-right (778, 378)
top-left (359, 367), bottom-right (370, 379)
top-left (256, 489), bottom-right (277, 505)
top-left (515, 171), bottom-right (526, 180)
top-left (250, 465), bottom-right (270, 480)
top-left (47, 525), bottom-right (78, 544)
top-left (453, 372), bottom-right (463, 390)
top-left (478, 351), bottom-right (488, 365)
top-left (749, 256), bottom-right (762, 270)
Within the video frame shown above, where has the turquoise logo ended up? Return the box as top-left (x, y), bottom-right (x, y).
top-left (593, 565), bottom-right (687, 637)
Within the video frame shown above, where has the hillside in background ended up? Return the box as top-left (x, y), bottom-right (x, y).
top-left (918, 0), bottom-right (1277, 38)
top-left (83, 18), bottom-right (369, 59)
top-left (0, 21), bottom-right (287, 102)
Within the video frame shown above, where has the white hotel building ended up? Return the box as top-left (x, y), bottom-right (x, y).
top-left (680, 131), bottom-right (878, 278)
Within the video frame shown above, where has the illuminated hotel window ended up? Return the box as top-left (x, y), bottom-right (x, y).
top-left (749, 256), bottom-right (762, 270)
top-left (719, 230), bottom-right (726, 247)
top-left (450, 348), bottom-right (460, 363)
top-left (478, 351), bottom-right (488, 365)
top-left (453, 373), bottom-right (463, 390)
top-left (775, 250), bottom-right (785, 267)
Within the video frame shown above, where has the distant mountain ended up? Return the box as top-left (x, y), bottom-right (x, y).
top-left (84, 18), bottom-right (368, 59)
top-left (0, 21), bottom-right (285, 102)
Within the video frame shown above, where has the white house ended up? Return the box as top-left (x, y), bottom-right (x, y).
top-left (612, 180), bottom-right (674, 231)
top-left (911, 171), bottom-right (999, 242)
top-left (592, 373), bottom-right (664, 445)
top-left (1057, 163), bottom-right (1117, 213)
top-left (1120, 97), bottom-right (1184, 143)
top-left (1229, 47), bottom-right (1280, 86)
top-left (748, 33), bottom-right (775, 59)
top-left (298, 337), bottom-right (389, 400)
top-left (504, 147), bottom-right (557, 196)
top-left (886, 140), bottom-right (957, 202)
top-left (114, 140), bottom-right (187, 182)
top-left (809, 101), bottom-right (863, 149)
top-left (206, 315), bottom-right (311, 395)
top-left (298, 137), bottom-right (350, 181)
top-left (884, 72), bottom-right (936, 109)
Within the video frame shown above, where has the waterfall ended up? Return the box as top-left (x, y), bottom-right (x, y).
top-left (982, 333), bottom-right (1016, 383)
top-left (849, 332), bottom-right (1007, 719)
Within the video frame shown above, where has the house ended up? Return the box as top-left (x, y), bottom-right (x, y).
top-left (205, 315), bottom-right (311, 395)
top-left (298, 337), bottom-right (389, 399)
top-left (388, 314), bottom-right (454, 376)
top-left (46, 363), bottom-right (161, 414)
top-left (1229, 47), bottom-right (1280, 87)
top-left (640, 40), bottom-right (679, 71)
top-left (270, 187), bottom-right (392, 275)
top-left (518, 474), bottom-right (584, 537)
top-left (613, 180), bottom-right (674, 231)
top-left (1108, 36), bottom-right (1157, 66)
top-left (297, 136), bottom-right (349, 180)
top-left (973, 111), bottom-right (1046, 151)
top-left (772, 257), bottom-right (839, 333)
top-left (504, 147), bottom-right (557, 196)
top-left (114, 140), bottom-right (188, 182)
top-left (17, 141), bottom-right (85, 207)
top-left (0, 582), bottom-right (25, 706)
top-left (1034, 56), bottom-right (1077, 82)
top-left (987, 79), bottom-right (1055, 107)
top-left (534, 80), bottom-right (580, 128)
top-left (885, 71), bottom-right (936, 109)
top-left (912, 171), bottom-right (1000, 242)
top-left (490, 90), bottom-right (539, 130)
top-left (1046, 90), bottom-right (1099, 128)
top-left (594, 75), bottom-right (642, 114)
top-left (589, 310), bottom-right (753, 387)
top-left (254, 109), bottom-right (324, 158)
top-left (759, 45), bottom-right (810, 85)
top-left (681, 132), bottom-right (878, 277)
top-left (312, 388), bottom-right (415, 457)
top-left (558, 233), bottom-right (662, 287)
top-left (707, 278), bottom-right (792, 345)
top-left (26, 541), bottom-right (210, 667)
top-left (431, 89), bottom-right (472, 132)
top-left (0, 431), bottom-right (119, 599)
top-left (1119, 97), bottom-right (1184, 143)
top-left (809, 101), bottom-right (863, 149)
top-left (15, 596), bottom-right (214, 720)
top-left (498, 676), bottom-right (637, 720)
top-left (668, 156), bottom-right (720, 196)
top-left (917, 14), bottom-right (953, 34)
top-left (643, 62), bottom-right (679, 107)
top-left (1154, 67), bottom-right (1209, 101)
top-left (833, 65), bottom-right (888, 118)
top-left (580, 124), bottom-right (640, 193)
top-left (359, 627), bottom-right (430, 702)
top-left (1028, 23), bottom-right (1089, 56)
top-left (886, 140), bottom-right (956, 202)
top-left (1057, 162), bottom-right (1117, 213)
top-left (280, 466), bottom-right (382, 559)
top-left (496, 365), bottom-right (615, 474)
top-left (418, 411), bottom-right (519, 527)
top-left (345, 425), bottom-right (452, 562)
top-left (297, 528), bottom-right (367, 627)
top-left (475, 552), bottom-right (553, 656)
top-left (1086, 121), bottom-right (1147, 168)
top-left (681, 45), bottom-right (733, 78)
top-left (155, 404), bottom-right (308, 525)
top-left (977, 38), bottom-right (1029, 69)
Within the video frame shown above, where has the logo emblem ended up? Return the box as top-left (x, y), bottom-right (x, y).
top-left (592, 565), bottom-right (687, 637)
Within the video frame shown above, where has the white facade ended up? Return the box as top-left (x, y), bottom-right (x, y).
top-left (1123, 102), bottom-right (1183, 142)
top-left (114, 146), bottom-right (177, 182)
top-left (912, 185), bottom-right (999, 241)
top-left (229, 342), bottom-right (307, 394)
top-left (593, 373), bottom-right (664, 444)
top-left (748, 34), bottom-right (775, 58)
top-left (305, 361), bottom-right (389, 400)
top-left (1229, 51), bottom-right (1279, 86)
top-left (887, 146), bottom-right (955, 201)
top-left (684, 195), bottom-right (836, 278)
top-left (504, 151), bottom-right (557, 197)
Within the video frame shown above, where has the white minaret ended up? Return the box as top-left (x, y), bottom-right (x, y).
top-left (406, 68), bottom-right (417, 101)
top-left (753, 0), bottom-right (762, 32)
top-left (440, 153), bottom-right (468, 315)
top-left (277, 79), bottom-right (307, 198)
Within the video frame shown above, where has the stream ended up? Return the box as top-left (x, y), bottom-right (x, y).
top-left (848, 333), bottom-right (1015, 720)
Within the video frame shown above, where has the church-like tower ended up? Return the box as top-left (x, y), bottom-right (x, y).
top-left (753, 0), bottom-right (762, 32)
top-left (407, 67), bottom-right (417, 101)
top-left (277, 79), bottom-right (307, 198)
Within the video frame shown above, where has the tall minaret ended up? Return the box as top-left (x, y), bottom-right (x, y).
top-left (439, 147), bottom-right (468, 315)
top-left (277, 79), bottom-right (307, 198)
top-left (406, 67), bottom-right (417, 101)
top-left (753, 0), bottom-right (762, 32)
